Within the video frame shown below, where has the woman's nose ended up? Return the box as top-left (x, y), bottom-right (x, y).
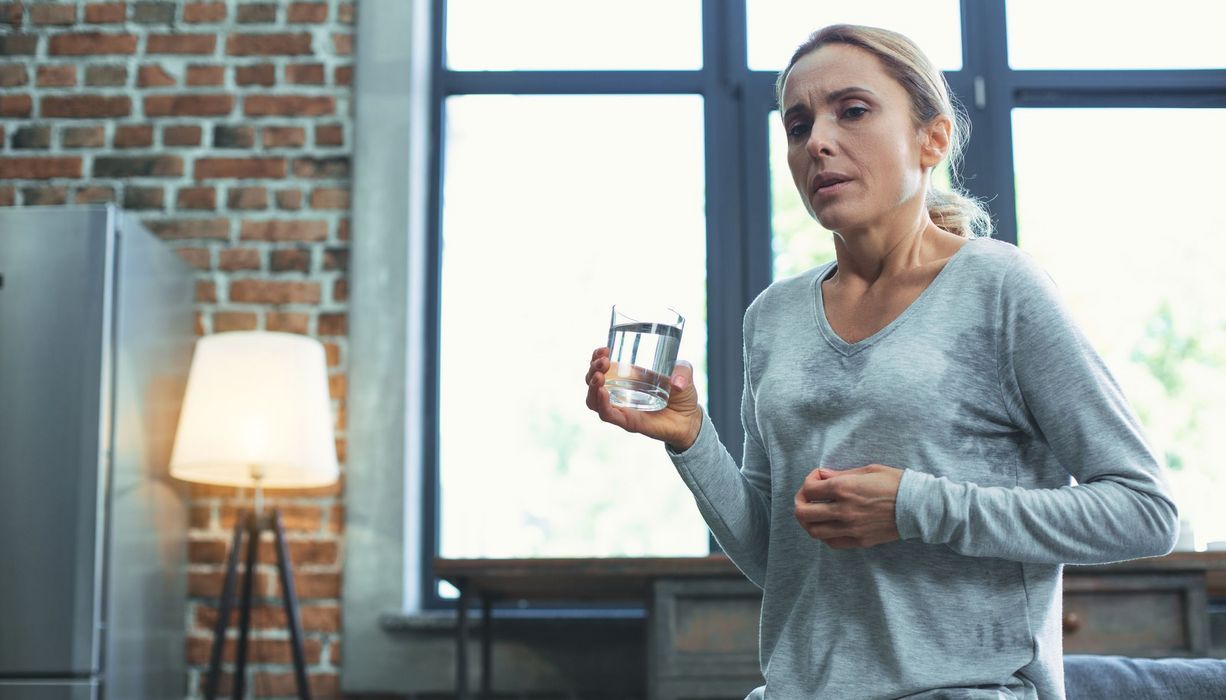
top-left (806, 120), bottom-right (835, 157)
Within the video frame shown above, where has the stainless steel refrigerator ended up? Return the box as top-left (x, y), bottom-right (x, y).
top-left (0, 204), bottom-right (195, 699)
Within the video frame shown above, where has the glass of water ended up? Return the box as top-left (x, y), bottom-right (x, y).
top-left (605, 303), bottom-right (685, 411)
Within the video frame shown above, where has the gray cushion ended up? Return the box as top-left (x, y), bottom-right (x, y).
top-left (1064, 654), bottom-right (1226, 699)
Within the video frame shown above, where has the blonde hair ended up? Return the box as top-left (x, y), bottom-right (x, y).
top-left (776, 24), bottom-right (994, 239)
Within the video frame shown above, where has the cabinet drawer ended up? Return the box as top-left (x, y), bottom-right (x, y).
top-left (1062, 572), bottom-right (1209, 657)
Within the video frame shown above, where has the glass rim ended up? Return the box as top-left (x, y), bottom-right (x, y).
top-left (610, 303), bottom-right (685, 328)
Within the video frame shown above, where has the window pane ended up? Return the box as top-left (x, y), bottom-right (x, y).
top-left (747, 0), bottom-right (963, 73)
top-left (1007, 1), bottom-right (1226, 69)
top-left (446, 0), bottom-right (702, 71)
top-left (1013, 108), bottom-right (1226, 548)
top-left (439, 95), bottom-right (710, 560)
top-left (767, 111), bottom-right (953, 281)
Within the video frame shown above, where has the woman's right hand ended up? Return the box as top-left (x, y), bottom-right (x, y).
top-left (584, 346), bottom-right (703, 452)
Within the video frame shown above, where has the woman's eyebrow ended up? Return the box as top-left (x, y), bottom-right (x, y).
top-left (783, 86), bottom-right (878, 119)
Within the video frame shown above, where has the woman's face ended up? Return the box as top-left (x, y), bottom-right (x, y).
top-left (781, 43), bottom-right (945, 234)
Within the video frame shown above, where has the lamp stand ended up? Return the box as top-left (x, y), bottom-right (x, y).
top-left (204, 496), bottom-right (312, 700)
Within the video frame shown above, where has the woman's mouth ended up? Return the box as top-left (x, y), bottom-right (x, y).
top-left (815, 179), bottom-right (852, 197)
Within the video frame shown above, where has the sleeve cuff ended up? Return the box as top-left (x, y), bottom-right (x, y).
top-left (895, 468), bottom-right (939, 542)
top-left (665, 406), bottom-right (715, 461)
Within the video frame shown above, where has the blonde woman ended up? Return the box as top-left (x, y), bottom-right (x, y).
top-left (585, 24), bottom-right (1177, 699)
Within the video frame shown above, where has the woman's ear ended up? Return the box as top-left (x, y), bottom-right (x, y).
top-left (919, 115), bottom-right (953, 169)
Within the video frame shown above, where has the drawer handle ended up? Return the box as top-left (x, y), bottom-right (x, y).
top-left (1063, 611), bottom-right (1082, 634)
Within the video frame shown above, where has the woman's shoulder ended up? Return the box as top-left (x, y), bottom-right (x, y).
top-left (744, 261), bottom-right (832, 322)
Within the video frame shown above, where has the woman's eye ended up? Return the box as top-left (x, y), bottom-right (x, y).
top-left (843, 106), bottom-right (868, 119)
top-left (786, 122), bottom-right (810, 139)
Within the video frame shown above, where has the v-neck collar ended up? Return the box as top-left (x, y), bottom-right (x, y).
top-left (811, 238), bottom-right (981, 356)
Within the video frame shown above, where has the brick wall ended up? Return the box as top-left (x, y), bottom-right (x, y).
top-left (0, 1), bottom-right (353, 698)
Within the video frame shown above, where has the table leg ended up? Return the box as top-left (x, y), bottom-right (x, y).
top-left (481, 594), bottom-right (493, 699)
top-left (456, 577), bottom-right (470, 700)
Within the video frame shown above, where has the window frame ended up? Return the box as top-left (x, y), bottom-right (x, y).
top-left (344, 1), bottom-right (1226, 666)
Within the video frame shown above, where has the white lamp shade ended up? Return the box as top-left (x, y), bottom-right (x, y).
top-left (170, 331), bottom-right (339, 489)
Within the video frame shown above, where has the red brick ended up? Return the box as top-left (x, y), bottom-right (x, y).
top-left (195, 157), bottom-right (285, 179)
top-left (332, 32), bottom-right (352, 56)
top-left (321, 248), bottom-right (347, 271)
top-left (185, 636), bottom-right (323, 666)
top-left (0, 64), bottom-right (27, 86)
top-left (177, 186), bottom-right (216, 209)
top-left (337, 218), bottom-right (348, 241)
top-left (0, 157), bottom-right (81, 179)
top-left (62, 125), bottom-right (105, 148)
top-left (164, 125), bottom-right (202, 146)
top-left (0, 93), bottom-right (32, 117)
top-left (262, 126), bottom-right (306, 148)
top-left (113, 124), bottom-right (153, 148)
top-left (334, 438), bottom-right (346, 464)
top-left (93, 155), bottom-right (182, 177)
top-left (137, 64), bottom-right (175, 87)
top-left (144, 94), bottom-right (233, 117)
top-left (124, 185), bottom-right (164, 210)
top-left (323, 342), bottom-right (340, 367)
top-left (31, 4), bottom-right (77, 25)
top-left (244, 95), bottom-right (334, 117)
top-left (338, 2), bottom-right (354, 24)
top-left (195, 311), bottom-right (205, 336)
top-left (236, 3), bottom-right (277, 23)
top-left (257, 538), bottom-right (337, 566)
top-left (36, 64), bottom-right (75, 87)
top-left (85, 3), bottom-right (127, 24)
top-left (240, 220), bottom-right (327, 242)
top-left (327, 504), bottom-right (343, 534)
top-left (333, 65), bottom-right (351, 86)
top-left (285, 62), bottom-right (323, 84)
top-left (214, 311), bottom-right (259, 332)
top-left (186, 64), bottom-right (224, 86)
top-left (226, 32), bottom-right (312, 56)
top-left (188, 569), bottom-right (275, 598)
top-left (227, 186), bottom-right (268, 210)
top-left (314, 124), bottom-right (342, 147)
top-left (145, 218), bottom-right (230, 241)
top-left (146, 33), bottom-right (217, 55)
top-left (24, 186), bottom-right (68, 206)
top-left (276, 189), bottom-right (302, 210)
top-left (269, 248), bottom-right (310, 272)
top-left (214, 124), bottom-right (255, 148)
top-left (189, 504), bottom-right (213, 529)
top-left (332, 278), bottom-right (347, 303)
top-left (85, 64), bottom-right (127, 86)
top-left (195, 280), bottom-right (216, 303)
top-left (316, 318), bottom-right (345, 340)
top-left (327, 371), bottom-right (346, 399)
top-left (183, 2), bottom-right (226, 23)
top-left (11, 125), bottom-right (50, 149)
top-left (266, 311), bottom-right (309, 334)
top-left (218, 504), bottom-right (322, 532)
top-left (0, 186), bottom-right (14, 207)
top-left (74, 186), bottom-right (115, 203)
top-left (175, 247), bottom-right (212, 270)
top-left (49, 32), bottom-right (138, 55)
top-left (330, 639), bottom-right (340, 665)
top-left (235, 63), bottom-right (274, 86)
top-left (189, 537), bottom-right (228, 563)
top-left (309, 187), bottom-right (348, 210)
top-left (0, 34), bottom-right (38, 55)
top-left (229, 279), bottom-right (320, 304)
top-left (218, 247), bottom-right (261, 271)
top-left (42, 94), bottom-right (130, 118)
top-left (288, 3), bottom-right (328, 23)
top-left (291, 156), bottom-right (348, 179)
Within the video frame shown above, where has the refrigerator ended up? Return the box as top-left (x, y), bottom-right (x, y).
top-left (0, 204), bottom-right (195, 699)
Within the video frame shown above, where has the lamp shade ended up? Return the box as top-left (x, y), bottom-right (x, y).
top-left (170, 331), bottom-right (339, 489)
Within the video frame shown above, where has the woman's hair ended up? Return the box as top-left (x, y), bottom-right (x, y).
top-left (776, 24), bottom-right (995, 239)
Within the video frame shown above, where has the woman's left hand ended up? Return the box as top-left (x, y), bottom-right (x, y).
top-left (793, 464), bottom-right (904, 549)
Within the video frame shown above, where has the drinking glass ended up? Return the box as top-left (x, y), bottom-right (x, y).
top-left (605, 303), bottom-right (685, 411)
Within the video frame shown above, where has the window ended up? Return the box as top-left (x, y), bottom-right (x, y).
top-left (345, 3), bottom-right (1226, 627)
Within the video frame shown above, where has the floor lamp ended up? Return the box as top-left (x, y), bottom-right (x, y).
top-left (170, 331), bottom-right (340, 700)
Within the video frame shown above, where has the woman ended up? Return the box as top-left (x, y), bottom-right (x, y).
top-left (584, 24), bottom-right (1178, 699)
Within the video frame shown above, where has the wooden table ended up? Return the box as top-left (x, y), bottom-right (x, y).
top-left (433, 555), bottom-right (738, 698)
top-left (435, 552), bottom-right (1224, 698)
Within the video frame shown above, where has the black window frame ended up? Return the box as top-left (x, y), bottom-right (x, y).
top-left (418, 0), bottom-right (1226, 614)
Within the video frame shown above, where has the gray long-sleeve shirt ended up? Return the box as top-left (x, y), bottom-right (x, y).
top-left (665, 236), bottom-right (1179, 699)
